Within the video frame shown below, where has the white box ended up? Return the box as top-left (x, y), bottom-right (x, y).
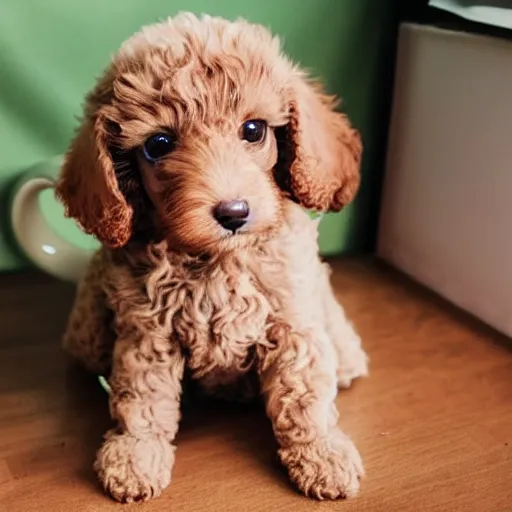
top-left (377, 23), bottom-right (512, 337)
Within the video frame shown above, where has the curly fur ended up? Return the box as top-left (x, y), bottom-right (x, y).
top-left (57, 13), bottom-right (368, 503)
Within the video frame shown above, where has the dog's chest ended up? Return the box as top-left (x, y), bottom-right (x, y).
top-left (172, 265), bottom-right (272, 379)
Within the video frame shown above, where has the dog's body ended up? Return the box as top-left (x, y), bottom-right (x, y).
top-left (57, 13), bottom-right (368, 503)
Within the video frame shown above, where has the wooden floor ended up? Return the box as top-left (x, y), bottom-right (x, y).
top-left (0, 258), bottom-right (510, 512)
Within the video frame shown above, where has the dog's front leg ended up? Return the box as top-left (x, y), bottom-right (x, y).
top-left (94, 327), bottom-right (184, 503)
top-left (258, 322), bottom-right (364, 500)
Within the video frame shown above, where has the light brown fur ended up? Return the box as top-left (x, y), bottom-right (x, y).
top-left (57, 13), bottom-right (368, 503)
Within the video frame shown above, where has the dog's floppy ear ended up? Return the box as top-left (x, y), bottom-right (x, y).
top-left (275, 72), bottom-right (362, 212)
top-left (55, 72), bottom-right (133, 248)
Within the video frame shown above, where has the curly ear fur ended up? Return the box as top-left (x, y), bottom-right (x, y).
top-left (55, 76), bottom-right (134, 248)
top-left (275, 74), bottom-right (362, 212)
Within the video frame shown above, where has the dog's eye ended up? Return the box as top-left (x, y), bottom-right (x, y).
top-left (241, 120), bottom-right (267, 143)
top-left (142, 133), bottom-right (176, 162)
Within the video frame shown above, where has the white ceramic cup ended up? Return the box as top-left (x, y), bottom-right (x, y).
top-left (9, 156), bottom-right (98, 283)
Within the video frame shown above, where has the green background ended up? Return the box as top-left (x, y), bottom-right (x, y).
top-left (0, 0), bottom-right (400, 272)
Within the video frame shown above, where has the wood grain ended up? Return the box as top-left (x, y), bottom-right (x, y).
top-left (0, 258), bottom-right (510, 512)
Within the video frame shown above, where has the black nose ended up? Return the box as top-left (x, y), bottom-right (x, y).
top-left (213, 200), bottom-right (250, 232)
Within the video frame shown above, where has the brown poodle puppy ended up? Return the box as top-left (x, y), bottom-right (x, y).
top-left (56, 12), bottom-right (369, 503)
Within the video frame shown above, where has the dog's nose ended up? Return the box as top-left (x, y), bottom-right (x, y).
top-left (213, 200), bottom-right (250, 232)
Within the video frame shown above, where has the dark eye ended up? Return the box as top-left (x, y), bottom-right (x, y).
top-left (241, 120), bottom-right (267, 143)
top-left (142, 133), bottom-right (176, 162)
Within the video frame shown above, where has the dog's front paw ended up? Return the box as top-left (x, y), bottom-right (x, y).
top-left (94, 429), bottom-right (175, 503)
top-left (279, 431), bottom-right (364, 500)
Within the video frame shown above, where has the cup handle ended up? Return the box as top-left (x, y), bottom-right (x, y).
top-left (10, 175), bottom-right (94, 283)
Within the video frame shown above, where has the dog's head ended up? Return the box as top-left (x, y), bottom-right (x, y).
top-left (56, 13), bottom-right (362, 255)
